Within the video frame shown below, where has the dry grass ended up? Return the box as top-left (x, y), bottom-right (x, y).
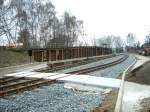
top-left (93, 90), bottom-right (118, 112)
top-left (0, 50), bottom-right (29, 68)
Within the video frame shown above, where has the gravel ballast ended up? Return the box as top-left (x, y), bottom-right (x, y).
top-left (87, 54), bottom-right (135, 78)
top-left (57, 55), bottom-right (125, 73)
top-left (0, 84), bottom-right (104, 112)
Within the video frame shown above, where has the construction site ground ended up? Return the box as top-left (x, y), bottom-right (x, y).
top-left (127, 61), bottom-right (150, 85)
top-left (95, 57), bottom-right (150, 112)
top-left (124, 60), bottom-right (150, 112)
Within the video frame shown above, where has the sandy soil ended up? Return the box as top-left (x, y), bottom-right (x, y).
top-left (134, 97), bottom-right (150, 112)
top-left (93, 90), bottom-right (119, 112)
top-left (93, 59), bottom-right (150, 112)
top-left (125, 61), bottom-right (150, 112)
top-left (127, 61), bottom-right (150, 85)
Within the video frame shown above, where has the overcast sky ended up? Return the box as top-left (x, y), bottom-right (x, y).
top-left (51, 0), bottom-right (150, 44)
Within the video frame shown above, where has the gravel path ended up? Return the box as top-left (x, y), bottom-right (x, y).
top-left (0, 54), bottom-right (136, 112)
top-left (0, 84), bottom-right (104, 112)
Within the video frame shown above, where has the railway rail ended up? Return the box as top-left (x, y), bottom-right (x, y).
top-left (39, 54), bottom-right (117, 72)
top-left (0, 54), bottom-right (128, 97)
top-left (67, 55), bottom-right (128, 74)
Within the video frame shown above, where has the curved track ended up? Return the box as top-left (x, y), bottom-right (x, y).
top-left (67, 55), bottom-right (128, 74)
top-left (0, 54), bottom-right (128, 97)
top-left (38, 54), bottom-right (117, 72)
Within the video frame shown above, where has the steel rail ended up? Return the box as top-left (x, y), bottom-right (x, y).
top-left (40, 54), bottom-right (117, 72)
top-left (67, 55), bottom-right (128, 74)
top-left (0, 54), bottom-right (128, 97)
top-left (0, 54), bottom-right (117, 84)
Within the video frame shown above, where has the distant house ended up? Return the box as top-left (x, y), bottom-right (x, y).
top-left (16, 43), bottom-right (23, 48)
top-left (6, 43), bottom-right (16, 48)
top-left (126, 46), bottom-right (136, 53)
top-left (6, 43), bottom-right (23, 48)
top-left (143, 43), bottom-right (150, 48)
top-left (142, 43), bottom-right (150, 55)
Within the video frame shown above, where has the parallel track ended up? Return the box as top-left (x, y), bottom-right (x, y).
top-left (0, 54), bottom-right (128, 97)
top-left (39, 54), bottom-right (117, 72)
top-left (68, 55), bottom-right (128, 74)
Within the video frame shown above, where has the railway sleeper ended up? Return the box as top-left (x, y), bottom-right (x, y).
top-left (46, 54), bottom-right (117, 72)
top-left (68, 55), bottom-right (128, 74)
top-left (0, 77), bottom-right (27, 85)
top-left (0, 78), bottom-right (44, 91)
top-left (0, 79), bottom-right (56, 97)
top-left (0, 76), bottom-right (16, 82)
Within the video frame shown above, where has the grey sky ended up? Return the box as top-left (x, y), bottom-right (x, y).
top-left (51, 0), bottom-right (150, 44)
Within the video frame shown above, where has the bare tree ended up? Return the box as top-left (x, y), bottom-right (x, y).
top-left (0, 0), bottom-right (17, 46)
top-left (97, 35), bottom-right (114, 47)
top-left (113, 36), bottom-right (124, 48)
top-left (48, 12), bottom-right (84, 47)
top-left (145, 31), bottom-right (150, 44)
top-left (91, 37), bottom-right (97, 46)
top-left (38, 1), bottom-right (55, 47)
top-left (126, 33), bottom-right (136, 46)
top-left (0, 0), bottom-right (84, 49)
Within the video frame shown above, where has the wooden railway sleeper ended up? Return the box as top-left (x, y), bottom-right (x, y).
top-left (68, 55), bottom-right (128, 74)
top-left (0, 79), bottom-right (56, 97)
top-left (0, 77), bottom-right (26, 85)
top-left (0, 78), bottom-right (44, 91)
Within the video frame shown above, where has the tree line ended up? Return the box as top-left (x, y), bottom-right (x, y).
top-left (0, 0), bottom-right (149, 50)
top-left (91, 33), bottom-right (139, 47)
top-left (0, 0), bottom-right (84, 48)
top-left (145, 31), bottom-right (150, 44)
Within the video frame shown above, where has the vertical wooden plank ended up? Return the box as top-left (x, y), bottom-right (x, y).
top-left (78, 47), bottom-right (80, 58)
top-left (87, 47), bottom-right (89, 57)
top-left (75, 48), bottom-right (77, 58)
top-left (80, 47), bottom-right (82, 57)
top-left (56, 49), bottom-right (58, 61)
top-left (62, 49), bottom-right (64, 60)
top-left (92, 47), bottom-right (93, 56)
top-left (102, 46), bottom-right (104, 55)
top-left (72, 48), bottom-right (74, 59)
top-left (83, 47), bottom-right (85, 57)
top-left (86, 47), bottom-right (88, 57)
top-left (96, 47), bottom-right (97, 56)
top-left (32, 50), bottom-right (34, 63)
top-left (41, 51), bottom-right (44, 62)
top-left (49, 50), bottom-right (51, 61)
top-left (71, 48), bottom-right (73, 59)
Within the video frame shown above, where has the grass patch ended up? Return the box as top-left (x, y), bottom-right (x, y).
top-left (0, 50), bottom-right (29, 68)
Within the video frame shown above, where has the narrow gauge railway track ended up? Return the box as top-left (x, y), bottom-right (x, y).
top-left (38, 54), bottom-right (117, 72)
top-left (0, 79), bottom-right (56, 97)
top-left (0, 76), bottom-right (12, 80)
top-left (0, 54), bottom-right (128, 97)
top-left (67, 55), bottom-right (129, 74)
top-left (0, 54), bottom-right (117, 84)
top-left (1, 77), bottom-right (26, 84)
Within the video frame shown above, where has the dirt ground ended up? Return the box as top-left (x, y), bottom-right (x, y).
top-left (127, 61), bottom-right (150, 85)
top-left (93, 90), bottom-right (118, 112)
top-left (126, 61), bottom-right (150, 112)
top-left (0, 50), bottom-right (29, 68)
top-left (135, 97), bottom-right (150, 112)
top-left (93, 60), bottom-right (150, 112)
